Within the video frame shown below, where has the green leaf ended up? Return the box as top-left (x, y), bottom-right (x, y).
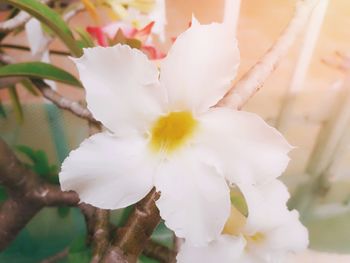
top-left (117, 205), bottom-right (134, 226)
top-left (68, 235), bottom-right (91, 263)
top-left (0, 186), bottom-right (8, 202)
top-left (2, 0), bottom-right (82, 57)
top-left (16, 145), bottom-right (37, 163)
top-left (32, 150), bottom-right (51, 177)
top-left (0, 62), bottom-right (82, 87)
top-left (16, 145), bottom-right (59, 183)
top-left (57, 206), bottom-right (70, 218)
top-left (20, 79), bottom-right (40, 96)
top-left (0, 99), bottom-right (6, 118)
top-left (138, 255), bottom-right (159, 263)
top-left (230, 187), bottom-right (248, 217)
top-left (75, 28), bottom-right (95, 48)
top-left (151, 222), bottom-right (173, 248)
top-left (8, 85), bottom-right (23, 123)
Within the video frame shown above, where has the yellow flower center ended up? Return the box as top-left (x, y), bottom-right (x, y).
top-left (150, 111), bottom-right (197, 153)
top-left (246, 232), bottom-right (265, 244)
top-left (223, 189), bottom-right (265, 246)
top-left (223, 205), bottom-right (247, 236)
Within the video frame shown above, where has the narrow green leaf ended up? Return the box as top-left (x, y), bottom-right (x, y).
top-left (0, 99), bottom-right (6, 118)
top-left (0, 62), bottom-right (82, 87)
top-left (2, 0), bottom-right (82, 57)
top-left (230, 187), bottom-right (248, 217)
top-left (75, 27), bottom-right (95, 48)
top-left (151, 222), bottom-right (173, 248)
top-left (16, 145), bottom-right (59, 183)
top-left (57, 206), bottom-right (70, 218)
top-left (139, 255), bottom-right (159, 263)
top-left (8, 86), bottom-right (23, 123)
top-left (20, 78), bottom-right (40, 96)
top-left (0, 186), bottom-right (8, 202)
top-left (32, 150), bottom-right (51, 177)
top-left (16, 145), bottom-right (37, 163)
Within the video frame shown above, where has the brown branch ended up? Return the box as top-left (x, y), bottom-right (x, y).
top-left (79, 203), bottom-right (97, 245)
top-left (0, 137), bottom-right (80, 250)
top-left (0, 11), bottom-right (31, 33)
top-left (102, 189), bottom-right (161, 263)
top-left (35, 184), bottom-right (79, 206)
top-left (218, 0), bottom-right (319, 109)
top-left (0, 136), bottom-right (175, 261)
top-left (78, 203), bottom-right (111, 263)
top-left (1, 44), bottom-right (71, 56)
top-left (31, 79), bottom-right (98, 123)
top-left (0, 53), bottom-right (97, 124)
top-left (143, 240), bottom-right (177, 263)
top-left (0, 137), bottom-right (38, 194)
top-left (0, 197), bottom-right (42, 250)
top-left (91, 209), bottom-right (110, 263)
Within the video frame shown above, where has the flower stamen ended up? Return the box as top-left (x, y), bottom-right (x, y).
top-left (150, 111), bottom-right (197, 153)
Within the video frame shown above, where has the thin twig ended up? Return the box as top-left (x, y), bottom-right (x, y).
top-left (1, 44), bottom-right (71, 56)
top-left (32, 79), bottom-right (98, 123)
top-left (31, 2), bottom-right (85, 61)
top-left (275, 0), bottom-right (329, 131)
top-left (218, 0), bottom-right (320, 109)
top-left (91, 209), bottom-right (110, 263)
top-left (306, 78), bottom-right (350, 178)
top-left (0, 0), bottom-right (50, 33)
top-left (40, 248), bottom-right (69, 263)
top-left (0, 50), bottom-right (97, 124)
top-left (322, 51), bottom-right (350, 72)
top-left (0, 11), bottom-right (31, 33)
top-left (62, 2), bottom-right (84, 21)
top-left (79, 203), bottom-right (97, 245)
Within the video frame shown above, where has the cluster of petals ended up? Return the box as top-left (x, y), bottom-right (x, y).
top-left (87, 21), bottom-right (165, 59)
top-left (59, 18), bottom-right (302, 254)
top-left (177, 180), bottom-right (309, 263)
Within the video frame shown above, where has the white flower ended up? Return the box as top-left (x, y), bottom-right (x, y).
top-left (59, 20), bottom-right (291, 246)
top-left (177, 180), bottom-right (309, 263)
top-left (25, 18), bottom-right (56, 90)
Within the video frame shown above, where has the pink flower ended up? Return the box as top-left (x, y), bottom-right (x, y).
top-left (87, 21), bottom-right (164, 59)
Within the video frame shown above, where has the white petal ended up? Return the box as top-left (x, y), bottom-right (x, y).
top-left (154, 148), bottom-right (231, 246)
top-left (239, 180), bottom-right (291, 232)
top-left (263, 210), bottom-right (309, 253)
top-left (239, 183), bottom-right (308, 261)
top-left (160, 22), bottom-right (239, 113)
top-left (59, 132), bottom-right (155, 209)
top-left (25, 18), bottom-right (47, 56)
top-left (196, 108), bottom-right (292, 185)
top-left (244, 210), bottom-right (308, 263)
top-left (177, 235), bottom-right (245, 263)
top-left (73, 45), bottom-right (166, 135)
